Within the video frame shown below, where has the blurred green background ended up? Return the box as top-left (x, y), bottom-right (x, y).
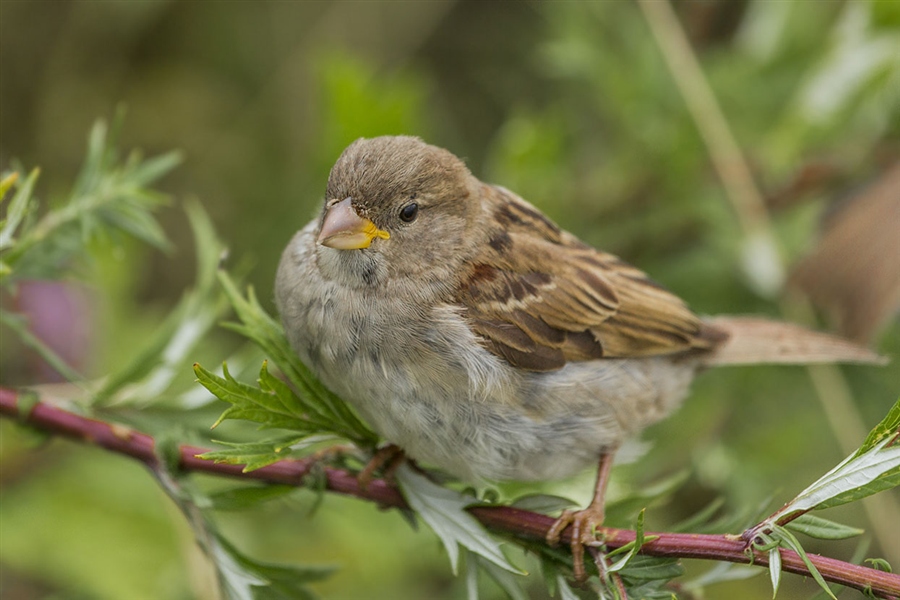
top-left (2, 1), bottom-right (899, 599)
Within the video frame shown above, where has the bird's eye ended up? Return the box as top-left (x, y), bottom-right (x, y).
top-left (399, 202), bottom-right (419, 223)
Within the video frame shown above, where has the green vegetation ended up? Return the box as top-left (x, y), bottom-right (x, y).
top-left (2, 2), bottom-right (898, 598)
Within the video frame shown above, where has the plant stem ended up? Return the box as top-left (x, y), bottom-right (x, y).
top-left (2, 388), bottom-right (898, 598)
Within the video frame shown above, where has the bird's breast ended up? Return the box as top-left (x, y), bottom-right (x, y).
top-left (275, 225), bottom-right (699, 482)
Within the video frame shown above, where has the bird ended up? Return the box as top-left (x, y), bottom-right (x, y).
top-left (275, 135), bottom-right (883, 580)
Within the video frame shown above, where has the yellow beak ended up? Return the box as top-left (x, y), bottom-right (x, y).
top-left (317, 197), bottom-right (390, 250)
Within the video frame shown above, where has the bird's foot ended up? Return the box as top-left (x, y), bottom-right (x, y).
top-left (546, 504), bottom-right (606, 582)
top-left (358, 444), bottom-right (406, 490)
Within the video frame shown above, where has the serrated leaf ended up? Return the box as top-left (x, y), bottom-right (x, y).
top-left (216, 406), bottom-right (318, 432)
top-left (196, 363), bottom-right (328, 431)
top-left (785, 514), bottom-right (864, 540)
top-left (474, 553), bottom-right (528, 600)
top-left (215, 271), bottom-right (377, 446)
top-left (395, 464), bottom-right (523, 576)
top-left (213, 532), bottom-right (333, 600)
top-left (258, 361), bottom-right (311, 420)
top-left (199, 436), bottom-right (310, 472)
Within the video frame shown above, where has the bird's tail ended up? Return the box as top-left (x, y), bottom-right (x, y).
top-left (699, 316), bottom-right (886, 367)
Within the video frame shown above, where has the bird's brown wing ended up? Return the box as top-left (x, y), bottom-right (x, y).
top-left (455, 186), bottom-right (725, 372)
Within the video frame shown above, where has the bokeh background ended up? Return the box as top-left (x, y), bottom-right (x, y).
top-left (2, 1), bottom-right (899, 599)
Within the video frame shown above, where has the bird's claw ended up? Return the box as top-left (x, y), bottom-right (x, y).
top-left (358, 444), bottom-right (405, 490)
top-left (546, 505), bottom-right (607, 582)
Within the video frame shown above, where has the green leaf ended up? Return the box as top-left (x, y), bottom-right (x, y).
top-left (555, 575), bottom-right (580, 600)
top-left (150, 415), bottom-right (333, 600)
top-left (772, 526), bottom-right (836, 600)
top-left (257, 361), bottom-right (313, 420)
top-left (472, 552), bottom-right (528, 600)
top-left (198, 435), bottom-right (319, 472)
top-left (2, 116), bottom-right (178, 283)
top-left (395, 464), bottom-right (523, 576)
top-left (785, 514), bottom-right (864, 540)
top-left (608, 510), bottom-right (659, 574)
top-left (195, 362), bottom-right (327, 432)
top-left (213, 532), bottom-right (334, 600)
top-left (208, 485), bottom-right (297, 511)
top-left (92, 200), bottom-right (227, 406)
top-left (855, 397), bottom-right (900, 458)
top-left (465, 554), bottom-right (479, 600)
top-left (129, 150), bottom-right (183, 186)
top-left (215, 271), bottom-right (377, 446)
top-left (768, 399), bottom-right (900, 523)
top-left (768, 547), bottom-right (782, 598)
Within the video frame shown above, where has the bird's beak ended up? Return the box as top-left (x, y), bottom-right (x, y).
top-left (317, 197), bottom-right (390, 250)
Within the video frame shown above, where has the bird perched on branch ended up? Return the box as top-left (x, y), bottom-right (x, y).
top-left (275, 136), bottom-right (883, 580)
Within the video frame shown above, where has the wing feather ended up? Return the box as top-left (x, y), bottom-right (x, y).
top-left (456, 186), bottom-right (723, 371)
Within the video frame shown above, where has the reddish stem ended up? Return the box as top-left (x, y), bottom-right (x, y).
top-left (1, 387), bottom-right (898, 598)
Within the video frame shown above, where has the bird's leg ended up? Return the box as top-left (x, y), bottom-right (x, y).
top-left (546, 451), bottom-right (616, 581)
top-left (358, 444), bottom-right (405, 490)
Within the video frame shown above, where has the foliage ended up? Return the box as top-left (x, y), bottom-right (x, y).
top-left (0, 114), bottom-right (180, 382)
top-left (2, 1), bottom-right (899, 599)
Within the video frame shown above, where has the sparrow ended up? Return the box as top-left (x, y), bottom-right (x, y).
top-left (275, 136), bottom-right (882, 579)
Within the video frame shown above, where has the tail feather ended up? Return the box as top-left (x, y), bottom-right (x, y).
top-left (700, 316), bottom-right (887, 367)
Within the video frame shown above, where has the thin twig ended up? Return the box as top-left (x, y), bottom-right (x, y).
top-left (2, 388), bottom-right (898, 598)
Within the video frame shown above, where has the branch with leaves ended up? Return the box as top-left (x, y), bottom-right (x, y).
top-left (188, 269), bottom-right (900, 598)
top-left (1, 387), bottom-right (899, 598)
top-left (3, 118), bottom-right (898, 599)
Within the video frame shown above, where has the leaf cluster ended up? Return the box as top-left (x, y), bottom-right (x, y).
top-left (194, 270), bottom-right (377, 472)
top-left (750, 399), bottom-right (900, 598)
top-left (1, 112), bottom-right (182, 383)
top-left (1, 112), bottom-right (180, 285)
